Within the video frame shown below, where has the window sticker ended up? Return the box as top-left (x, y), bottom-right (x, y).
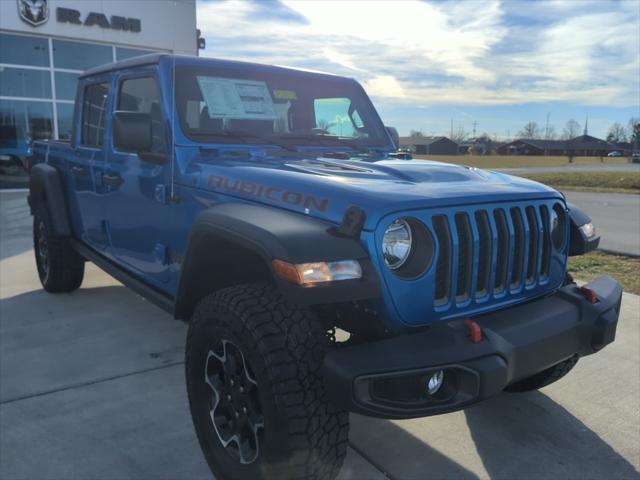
top-left (273, 89), bottom-right (297, 100)
top-left (196, 76), bottom-right (276, 120)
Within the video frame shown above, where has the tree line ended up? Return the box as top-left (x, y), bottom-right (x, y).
top-left (516, 118), bottom-right (639, 143)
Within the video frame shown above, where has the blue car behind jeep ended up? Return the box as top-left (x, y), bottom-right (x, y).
top-left (28, 54), bottom-right (622, 480)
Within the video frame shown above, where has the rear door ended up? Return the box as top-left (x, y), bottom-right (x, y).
top-left (67, 78), bottom-right (111, 249)
top-left (102, 71), bottom-right (172, 285)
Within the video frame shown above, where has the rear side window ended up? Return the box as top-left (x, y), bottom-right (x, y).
top-left (118, 77), bottom-right (166, 153)
top-left (81, 82), bottom-right (109, 147)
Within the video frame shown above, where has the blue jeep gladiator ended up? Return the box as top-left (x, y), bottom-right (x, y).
top-left (28, 54), bottom-right (622, 480)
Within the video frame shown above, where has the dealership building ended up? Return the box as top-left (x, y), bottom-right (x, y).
top-left (0, 0), bottom-right (198, 187)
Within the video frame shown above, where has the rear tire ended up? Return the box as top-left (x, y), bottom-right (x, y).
top-left (504, 355), bottom-right (579, 392)
top-left (33, 206), bottom-right (84, 293)
top-left (185, 284), bottom-right (348, 480)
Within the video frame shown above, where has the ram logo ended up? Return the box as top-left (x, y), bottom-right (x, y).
top-left (18, 0), bottom-right (49, 26)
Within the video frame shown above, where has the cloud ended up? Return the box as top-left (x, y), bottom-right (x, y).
top-left (363, 76), bottom-right (406, 98)
top-left (196, 0), bottom-right (640, 107)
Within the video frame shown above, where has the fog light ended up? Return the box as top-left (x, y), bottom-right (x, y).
top-left (427, 370), bottom-right (445, 395)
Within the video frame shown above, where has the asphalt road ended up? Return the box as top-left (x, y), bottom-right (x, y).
top-left (1, 192), bottom-right (639, 480)
top-left (497, 163), bottom-right (640, 174)
top-left (563, 191), bottom-right (640, 256)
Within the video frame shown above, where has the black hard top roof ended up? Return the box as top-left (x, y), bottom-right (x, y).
top-left (79, 53), bottom-right (344, 81)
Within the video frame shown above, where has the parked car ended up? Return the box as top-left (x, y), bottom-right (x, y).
top-left (28, 54), bottom-right (621, 480)
top-left (632, 152), bottom-right (640, 163)
top-left (607, 151), bottom-right (623, 157)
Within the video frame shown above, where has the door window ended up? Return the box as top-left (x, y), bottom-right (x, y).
top-left (118, 77), bottom-right (166, 153)
top-left (81, 83), bottom-right (110, 148)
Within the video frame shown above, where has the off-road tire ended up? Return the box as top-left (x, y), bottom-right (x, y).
top-left (505, 355), bottom-right (579, 392)
top-left (185, 284), bottom-right (349, 480)
top-left (33, 206), bottom-right (84, 293)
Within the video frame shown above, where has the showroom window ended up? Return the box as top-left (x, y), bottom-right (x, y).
top-left (0, 33), bottom-right (49, 67)
top-left (0, 67), bottom-right (51, 98)
top-left (52, 39), bottom-right (113, 71)
top-left (0, 99), bottom-right (53, 141)
top-left (56, 103), bottom-right (75, 141)
top-left (116, 47), bottom-right (155, 61)
top-left (55, 72), bottom-right (79, 101)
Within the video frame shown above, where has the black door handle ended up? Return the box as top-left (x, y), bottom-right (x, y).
top-left (103, 173), bottom-right (124, 187)
top-left (71, 166), bottom-right (87, 176)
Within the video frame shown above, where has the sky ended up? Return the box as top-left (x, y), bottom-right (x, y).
top-left (197, 0), bottom-right (640, 140)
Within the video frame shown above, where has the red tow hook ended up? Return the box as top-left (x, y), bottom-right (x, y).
top-left (464, 318), bottom-right (482, 343)
top-left (579, 286), bottom-right (598, 304)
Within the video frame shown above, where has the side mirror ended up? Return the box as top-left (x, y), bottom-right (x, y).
top-left (385, 126), bottom-right (400, 150)
top-left (113, 110), bottom-right (153, 154)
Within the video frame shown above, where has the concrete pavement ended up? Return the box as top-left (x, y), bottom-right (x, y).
top-left (1, 191), bottom-right (639, 479)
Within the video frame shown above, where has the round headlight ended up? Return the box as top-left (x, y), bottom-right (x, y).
top-left (382, 219), bottom-right (412, 270)
top-left (551, 204), bottom-right (566, 249)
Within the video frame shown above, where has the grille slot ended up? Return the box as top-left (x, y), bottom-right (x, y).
top-left (525, 206), bottom-right (539, 284)
top-left (493, 209), bottom-right (509, 294)
top-left (455, 213), bottom-right (472, 302)
top-left (475, 210), bottom-right (491, 297)
top-left (510, 208), bottom-right (525, 289)
top-left (433, 215), bottom-right (451, 306)
top-left (539, 205), bottom-right (551, 279)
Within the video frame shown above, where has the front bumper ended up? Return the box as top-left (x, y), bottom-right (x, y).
top-left (323, 276), bottom-right (622, 419)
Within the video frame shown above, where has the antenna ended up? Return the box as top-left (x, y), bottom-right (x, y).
top-left (545, 112), bottom-right (550, 139)
top-left (584, 115), bottom-right (589, 136)
top-left (170, 55), bottom-right (177, 203)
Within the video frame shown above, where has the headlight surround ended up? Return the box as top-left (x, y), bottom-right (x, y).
top-left (382, 219), bottom-right (413, 270)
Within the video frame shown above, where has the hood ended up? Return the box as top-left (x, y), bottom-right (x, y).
top-left (176, 148), bottom-right (562, 231)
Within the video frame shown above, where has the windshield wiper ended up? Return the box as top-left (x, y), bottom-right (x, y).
top-left (276, 133), bottom-right (370, 154)
top-left (188, 130), bottom-right (298, 152)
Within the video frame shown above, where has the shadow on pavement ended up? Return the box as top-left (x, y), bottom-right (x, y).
top-left (349, 414), bottom-right (480, 479)
top-left (465, 392), bottom-right (639, 480)
top-left (350, 390), bottom-right (638, 480)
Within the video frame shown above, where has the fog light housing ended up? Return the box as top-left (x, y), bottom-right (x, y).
top-left (427, 370), bottom-right (445, 395)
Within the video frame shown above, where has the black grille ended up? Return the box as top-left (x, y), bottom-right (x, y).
top-left (433, 203), bottom-right (553, 307)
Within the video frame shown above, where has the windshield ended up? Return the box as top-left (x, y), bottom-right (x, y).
top-left (175, 65), bottom-right (390, 150)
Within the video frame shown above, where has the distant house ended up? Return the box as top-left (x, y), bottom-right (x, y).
top-left (498, 135), bottom-right (620, 156)
top-left (399, 136), bottom-right (459, 155)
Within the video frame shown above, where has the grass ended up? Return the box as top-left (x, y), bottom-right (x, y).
top-left (519, 172), bottom-right (640, 194)
top-left (413, 154), bottom-right (629, 169)
top-left (569, 251), bottom-right (640, 295)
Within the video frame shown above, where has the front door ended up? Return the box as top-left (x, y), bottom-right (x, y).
top-left (102, 72), bottom-right (172, 285)
top-left (69, 79), bottom-right (111, 250)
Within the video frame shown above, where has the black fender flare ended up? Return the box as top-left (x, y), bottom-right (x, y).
top-left (174, 203), bottom-right (380, 320)
top-left (567, 202), bottom-right (600, 256)
top-left (28, 163), bottom-right (71, 236)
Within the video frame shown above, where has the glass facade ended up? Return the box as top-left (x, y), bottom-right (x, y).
top-left (0, 33), bottom-right (49, 67)
top-left (52, 39), bottom-right (113, 71)
top-left (0, 32), bottom-right (160, 188)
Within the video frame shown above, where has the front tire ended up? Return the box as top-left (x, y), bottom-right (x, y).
top-left (185, 284), bottom-right (348, 480)
top-left (33, 206), bottom-right (84, 293)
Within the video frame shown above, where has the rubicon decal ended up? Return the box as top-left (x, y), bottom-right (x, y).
top-left (208, 175), bottom-right (328, 212)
